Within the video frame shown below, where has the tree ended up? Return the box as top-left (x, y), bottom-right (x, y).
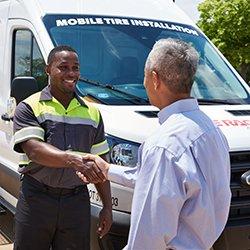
top-left (197, 0), bottom-right (250, 82)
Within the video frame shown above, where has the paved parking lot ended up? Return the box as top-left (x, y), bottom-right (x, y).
top-left (0, 209), bottom-right (14, 249)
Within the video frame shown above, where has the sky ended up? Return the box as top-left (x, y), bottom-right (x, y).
top-left (175, 0), bottom-right (204, 23)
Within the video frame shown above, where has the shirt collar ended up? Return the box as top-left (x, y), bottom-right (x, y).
top-left (158, 98), bottom-right (199, 125)
top-left (39, 85), bottom-right (52, 101)
top-left (39, 85), bottom-right (88, 107)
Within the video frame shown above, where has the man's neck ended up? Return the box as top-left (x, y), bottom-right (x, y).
top-left (50, 88), bottom-right (74, 109)
top-left (158, 94), bottom-right (190, 110)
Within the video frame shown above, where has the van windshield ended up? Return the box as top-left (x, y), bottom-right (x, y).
top-left (43, 15), bottom-right (250, 105)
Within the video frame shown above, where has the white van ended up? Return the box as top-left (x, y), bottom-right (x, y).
top-left (0, 0), bottom-right (250, 249)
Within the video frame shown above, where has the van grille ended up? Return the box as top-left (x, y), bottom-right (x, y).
top-left (229, 151), bottom-right (250, 223)
top-left (227, 110), bottom-right (250, 116)
top-left (135, 111), bottom-right (159, 118)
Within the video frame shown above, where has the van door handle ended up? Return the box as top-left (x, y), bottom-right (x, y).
top-left (241, 170), bottom-right (250, 186)
top-left (1, 113), bottom-right (12, 122)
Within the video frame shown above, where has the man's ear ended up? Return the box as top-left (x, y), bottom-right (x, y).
top-left (152, 70), bottom-right (160, 90)
top-left (45, 64), bottom-right (50, 76)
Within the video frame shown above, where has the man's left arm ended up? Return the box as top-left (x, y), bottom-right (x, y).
top-left (94, 154), bottom-right (112, 238)
top-left (91, 112), bottom-right (112, 238)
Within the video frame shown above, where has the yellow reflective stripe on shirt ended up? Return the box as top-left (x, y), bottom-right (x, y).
top-left (24, 93), bottom-right (100, 125)
top-left (14, 126), bottom-right (45, 145)
top-left (82, 101), bottom-right (100, 124)
top-left (36, 114), bottom-right (98, 128)
top-left (67, 142), bottom-right (109, 156)
top-left (23, 92), bottom-right (41, 117)
top-left (18, 153), bottom-right (31, 165)
top-left (91, 140), bottom-right (109, 155)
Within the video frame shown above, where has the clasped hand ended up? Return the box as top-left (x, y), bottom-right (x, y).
top-left (76, 154), bottom-right (109, 183)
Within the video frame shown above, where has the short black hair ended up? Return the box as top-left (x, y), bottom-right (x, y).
top-left (47, 45), bottom-right (77, 64)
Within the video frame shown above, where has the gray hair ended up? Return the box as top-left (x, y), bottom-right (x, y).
top-left (145, 38), bottom-right (199, 94)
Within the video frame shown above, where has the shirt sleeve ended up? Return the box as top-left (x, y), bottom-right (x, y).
top-left (13, 102), bottom-right (44, 153)
top-left (126, 146), bottom-right (187, 250)
top-left (108, 164), bottom-right (138, 188)
top-left (90, 112), bottom-right (109, 156)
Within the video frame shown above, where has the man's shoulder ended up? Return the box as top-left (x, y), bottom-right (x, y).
top-left (15, 92), bottom-right (41, 112)
top-left (145, 112), bottom-right (212, 159)
top-left (22, 91), bottom-right (41, 106)
top-left (81, 98), bottom-right (99, 110)
top-left (78, 97), bottom-right (102, 123)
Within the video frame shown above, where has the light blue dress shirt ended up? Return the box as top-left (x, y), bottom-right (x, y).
top-left (108, 99), bottom-right (231, 250)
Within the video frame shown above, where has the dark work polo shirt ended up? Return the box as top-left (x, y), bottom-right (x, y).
top-left (13, 86), bottom-right (109, 188)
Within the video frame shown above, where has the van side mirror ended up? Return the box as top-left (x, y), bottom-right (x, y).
top-left (1, 97), bottom-right (16, 122)
top-left (1, 77), bottom-right (39, 122)
top-left (11, 76), bottom-right (39, 104)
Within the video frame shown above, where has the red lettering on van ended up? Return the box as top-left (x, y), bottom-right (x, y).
top-left (213, 120), bottom-right (250, 126)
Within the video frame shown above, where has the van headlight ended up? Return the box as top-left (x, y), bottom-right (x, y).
top-left (106, 135), bottom-right (140, 167)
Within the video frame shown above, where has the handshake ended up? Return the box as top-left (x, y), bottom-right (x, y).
top-left (72, 154), bottom-right (110, 183)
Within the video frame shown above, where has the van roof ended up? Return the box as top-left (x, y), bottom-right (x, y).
top-left (31, 0), bottom-right (195, 26)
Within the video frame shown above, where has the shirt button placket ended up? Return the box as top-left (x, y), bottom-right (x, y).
top-left (64, 111), bottom-right (71, 151)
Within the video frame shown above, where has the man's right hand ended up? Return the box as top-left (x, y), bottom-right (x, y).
top-left (76, 154), bottom-right (110, 183)
top-left (21, 140), bottom-right (107, 183)
top-left (66, 153), bottom-right (106, 183)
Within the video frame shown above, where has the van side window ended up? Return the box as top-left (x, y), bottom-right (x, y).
top-left (13, 30), bottom-right (47, 90)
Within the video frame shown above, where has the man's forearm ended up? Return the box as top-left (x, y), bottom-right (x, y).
top-left (95, 181), bottom-right (112, 208)
top-left (94, 153), bottom-right (112, 208)
top-left (108, 164), bottom-right (137, 188)
top-left (21, 139), bottom-right (83, 169)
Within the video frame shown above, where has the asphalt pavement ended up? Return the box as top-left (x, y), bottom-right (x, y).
top-left (0, 208), bottom-right (14, 249)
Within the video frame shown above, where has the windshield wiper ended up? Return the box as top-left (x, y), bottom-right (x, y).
top-left (197, 99), bottom-right (242, 105)
top-left (78, 76), bottom-right (148, 105)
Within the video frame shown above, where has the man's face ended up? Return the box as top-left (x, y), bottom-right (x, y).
top-left (143, 68), bottom-right (159, 107)
top-left (46, 50), bottom-right (80, 94)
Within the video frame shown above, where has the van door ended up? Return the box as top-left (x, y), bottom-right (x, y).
top-left (0, 0), bottom-right (10, 85)
top-left (0, 19), bottom-right (47, 170)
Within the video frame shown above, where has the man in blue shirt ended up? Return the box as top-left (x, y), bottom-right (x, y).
top-left (79, 39), bottom-right (231, 250)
